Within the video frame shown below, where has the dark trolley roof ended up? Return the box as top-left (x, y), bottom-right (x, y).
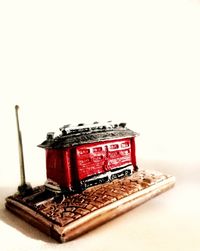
top-left (38, 122), bottom-right (138, 149)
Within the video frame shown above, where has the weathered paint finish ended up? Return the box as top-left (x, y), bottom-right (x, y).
top-left (46, 149), bottom-right (72, 189)
top-left (130, 137), bottom-right (136, 166)
top-left (45, 137), bottom-right (136, 191)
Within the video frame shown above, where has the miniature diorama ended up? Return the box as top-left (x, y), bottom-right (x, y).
top-left (5, 106), bottom-right (175, 243)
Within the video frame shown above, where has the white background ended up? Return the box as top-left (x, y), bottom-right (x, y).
top-left (0, 1), bottom-right (200, 250)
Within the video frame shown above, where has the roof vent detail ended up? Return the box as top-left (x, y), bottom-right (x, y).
top-left (119, 123), bottom-right (127, 128)
top-left (47, 132), bottom-right (55, 140)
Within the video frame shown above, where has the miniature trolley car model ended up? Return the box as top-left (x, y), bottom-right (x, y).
top-left (38, 122), bottom-right (139, 193)
top-left (6, 106), bottom-right (175, 243)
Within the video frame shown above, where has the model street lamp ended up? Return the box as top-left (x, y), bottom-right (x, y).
top-left (15, 105), bottom-right (32, 195)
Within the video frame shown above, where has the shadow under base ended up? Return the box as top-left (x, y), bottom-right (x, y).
top-left (6, 169), bottom-right (175, 243)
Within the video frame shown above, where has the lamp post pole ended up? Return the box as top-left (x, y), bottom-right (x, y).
top-left (15, 105), bottom-right (32, 195)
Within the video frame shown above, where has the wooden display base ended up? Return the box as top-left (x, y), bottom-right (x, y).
top-left (5, 169), bottom-right (175, 243)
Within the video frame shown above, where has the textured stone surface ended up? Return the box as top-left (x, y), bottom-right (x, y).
top-left (8, 170), bottom-right (171, 228)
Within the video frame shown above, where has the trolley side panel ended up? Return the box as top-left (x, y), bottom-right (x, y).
top-left (62, 149), bottom-right (73, 189)
top-left (130, 137), bottom-right (136, 166)
top-left (46, 149), bottom-right (69, 188)
top-left (76, 143), bottom-right (107, 181)
top-left (76, 138), bottom-right (134, 181)
top-left (107, 138), bottom-right (132, 170)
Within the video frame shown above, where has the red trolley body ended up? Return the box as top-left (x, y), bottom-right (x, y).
top-left (39, 123), bottom-right (138, 192)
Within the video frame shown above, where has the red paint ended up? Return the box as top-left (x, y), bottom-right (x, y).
top-left (46, 149), bottom-right (72, 189)
top-left (45, 137), bottom-right (137, 191)
top-left (130, 137), bottom-right (136, 166)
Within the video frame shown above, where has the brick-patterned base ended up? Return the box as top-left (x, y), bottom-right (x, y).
top-left (5, 169), bottom-right (175, 242)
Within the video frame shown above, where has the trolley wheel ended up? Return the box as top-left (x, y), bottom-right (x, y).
top-left (98, 179), bottom-right (103, 184)
top-left (124, 170), bottom-right (131, 176)
top-left (53, 194), bottom-right (65, 204)
top-left (111, 174), bottom-right (117, 180)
